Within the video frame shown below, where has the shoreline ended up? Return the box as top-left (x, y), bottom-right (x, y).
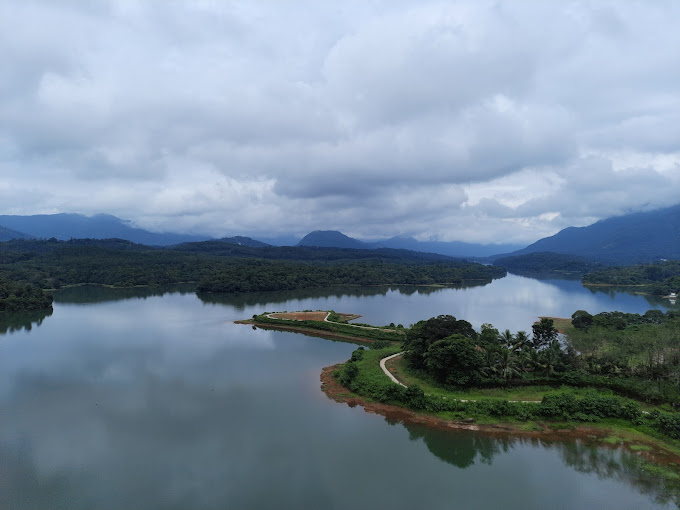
top-left (235, 319), bottom-right (376, 344)
top-left (320, 364), bottom-right (680, 465)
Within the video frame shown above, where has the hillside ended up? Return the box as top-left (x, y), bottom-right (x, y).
top-left (298, 230), bottom-right (369, 249)
top-left (0, 225), bottom-right (34, 242)
top-left (495, 204), bottom-right (680, 264)
top-left (220, 236), bottom-right (271, 248)
top-left (295, 230), bottom-right (524, 258)
top-left (0, 213), bottom-right (211, 246)
top-left (374, 236), bottom-right (524, 258)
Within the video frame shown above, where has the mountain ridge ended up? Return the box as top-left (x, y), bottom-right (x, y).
top-left (0, 213), bottom-right (211, 246)
top-left (493, 204), bottom-right (680, 264)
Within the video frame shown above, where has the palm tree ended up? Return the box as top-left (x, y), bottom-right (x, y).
top-left (495, 347), bottom-right (521, 382)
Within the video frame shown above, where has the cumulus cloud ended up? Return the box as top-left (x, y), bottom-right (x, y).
top-left (0, 0), bottom-right (678, 243)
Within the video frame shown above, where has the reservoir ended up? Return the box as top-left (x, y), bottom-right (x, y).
top-left (1, 275), bottom-right (678, 509)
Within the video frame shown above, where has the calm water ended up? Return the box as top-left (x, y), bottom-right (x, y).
top-left (1, 275), bottom-right (678, 509)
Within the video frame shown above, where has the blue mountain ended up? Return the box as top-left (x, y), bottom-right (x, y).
top-left (0, 213), bottom-right (211, 246)
top-left (496, 204), bottom-right (680, 264)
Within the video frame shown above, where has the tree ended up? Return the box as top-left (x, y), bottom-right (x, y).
top-left (532, 318), bottom-right (558, 350)
top-left (571, 310), bottom-right (593, 330)
top-left (479, 323), bottom-right (500, 347)
top-left (425, 334), bottom-right (484, 387)
top-left (404, 315), bottom-right (477, 369)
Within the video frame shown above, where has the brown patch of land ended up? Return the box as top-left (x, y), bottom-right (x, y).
top-left (539, 316), bottom-right (573, 333)
top-left (320, 364), bottom-right (680, 464)
top-left (270, 311), bottom-right (328, 321)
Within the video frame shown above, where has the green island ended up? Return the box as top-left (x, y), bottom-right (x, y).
top-left (242, 308), bottom-right (680, 485)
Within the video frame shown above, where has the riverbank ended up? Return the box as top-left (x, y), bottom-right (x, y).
top-left (320, 363), bottom-right (680, 467)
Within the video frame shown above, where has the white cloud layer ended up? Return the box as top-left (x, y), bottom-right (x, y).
top-left (1, 0), bottom-right (679, 243)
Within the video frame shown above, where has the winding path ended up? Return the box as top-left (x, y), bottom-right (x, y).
top-left (378, 352), bottom-right (542, 403)
top-left (380, 351), bottom-right (406, 387)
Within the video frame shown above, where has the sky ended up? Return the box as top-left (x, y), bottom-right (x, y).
top-left (1, 0), bottom-right (679, 244)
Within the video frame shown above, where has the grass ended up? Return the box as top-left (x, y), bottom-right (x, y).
top-left (387, 356), bottom-right (670, 413)
top-left (541, 316), bottom-right (574, 333)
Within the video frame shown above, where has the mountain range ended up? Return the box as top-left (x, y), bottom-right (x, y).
top-left (297, 230), bottom-right (523, 257)
top-left (1, 203), bottom-right (679, 263)
top-left (0, 214), bottom-right (210, 246)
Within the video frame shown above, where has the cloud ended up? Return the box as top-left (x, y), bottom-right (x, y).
top-left (1, 0), bottom-right (679, 242)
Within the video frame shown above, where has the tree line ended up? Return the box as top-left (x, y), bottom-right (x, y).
top-left (401, 310), bottom-right (680, 404)
top-left (0, 238), bottom-right (506, 292)
top-left (583, 260), bottom-right (680, 295)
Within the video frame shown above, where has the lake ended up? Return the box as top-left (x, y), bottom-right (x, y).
top-left (1, 274), bottom-right (678, 509)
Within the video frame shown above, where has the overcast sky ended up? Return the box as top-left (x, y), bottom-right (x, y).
top-left (1, 1), bottom-right (679, 244)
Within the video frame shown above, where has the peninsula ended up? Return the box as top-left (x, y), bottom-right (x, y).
top-left (238, 308), bottom-right (680, 479)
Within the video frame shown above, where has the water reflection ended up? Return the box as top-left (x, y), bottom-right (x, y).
top-left (400, 419), bottom-right (679, 507)
top-left (196, 283), bottom-right (487, 310)
top-left (2, 287), bottom-right (677, 509)
top-left (52, 284), bottom-right (197, 304)
top-left (0, 309), bottom-right (53, 335)
top-left (406, 423), bottom-right (513, 468)
top-left (555, 439), bottom-right (679, 507)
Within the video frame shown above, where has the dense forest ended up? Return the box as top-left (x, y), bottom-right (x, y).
top-left (197, 259), bottom-right (506, 292)
top-left (583, 260), bottom-right (680, 295)
top-left (398, 310), bottom-right (680, 404)
top-left (337, 308), bottom-right (680, 445)
top-left (0, 278), bottom-right (53, 313)
top-left (0, 238), bottom-right (506, 292)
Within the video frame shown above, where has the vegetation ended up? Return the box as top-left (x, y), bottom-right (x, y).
top-left (493, 252), bottom-right (603, 277)
top-left (0, 238), bottom-right (506, 291)
top-left (0, 278), bottom-right (53, 313)
top-left (583, 260), bottom-right (680, 295)
top-left (333, 308), bottom-right (680, 444)
top-left (251, 312), bottom-right (403, 342)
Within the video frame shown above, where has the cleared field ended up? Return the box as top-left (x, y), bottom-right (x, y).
top-left (269, 311), bottom-right (328, 321)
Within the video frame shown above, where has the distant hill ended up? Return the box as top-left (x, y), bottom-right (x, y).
top-left (373, 235), bottom-right (525, 258)
top-left (295, 230), bottom-right (524, 257)
top-left (0, 225), bottom-right (34, 242)
top-left (254, 234), bottom-right (301, 246)
top-left (298, 230), bottom-right (370, 249)
top-left (220, 236), bottom-right (271, 248)
top-left (493, 204), bottom-right (680, 265)
top-left (0, 214), bottom-right (211, 246)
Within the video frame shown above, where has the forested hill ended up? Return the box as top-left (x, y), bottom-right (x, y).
top-left (0, 238), bottom-right (506, 291)
top-left (0, 225), bottom-right (34, 242)
top-left (297, 230), bottom-right (369, 249)
top-left (495, 204), bottom-right (680, 264)
top-left (171, 239), bottom-right (455, 262)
